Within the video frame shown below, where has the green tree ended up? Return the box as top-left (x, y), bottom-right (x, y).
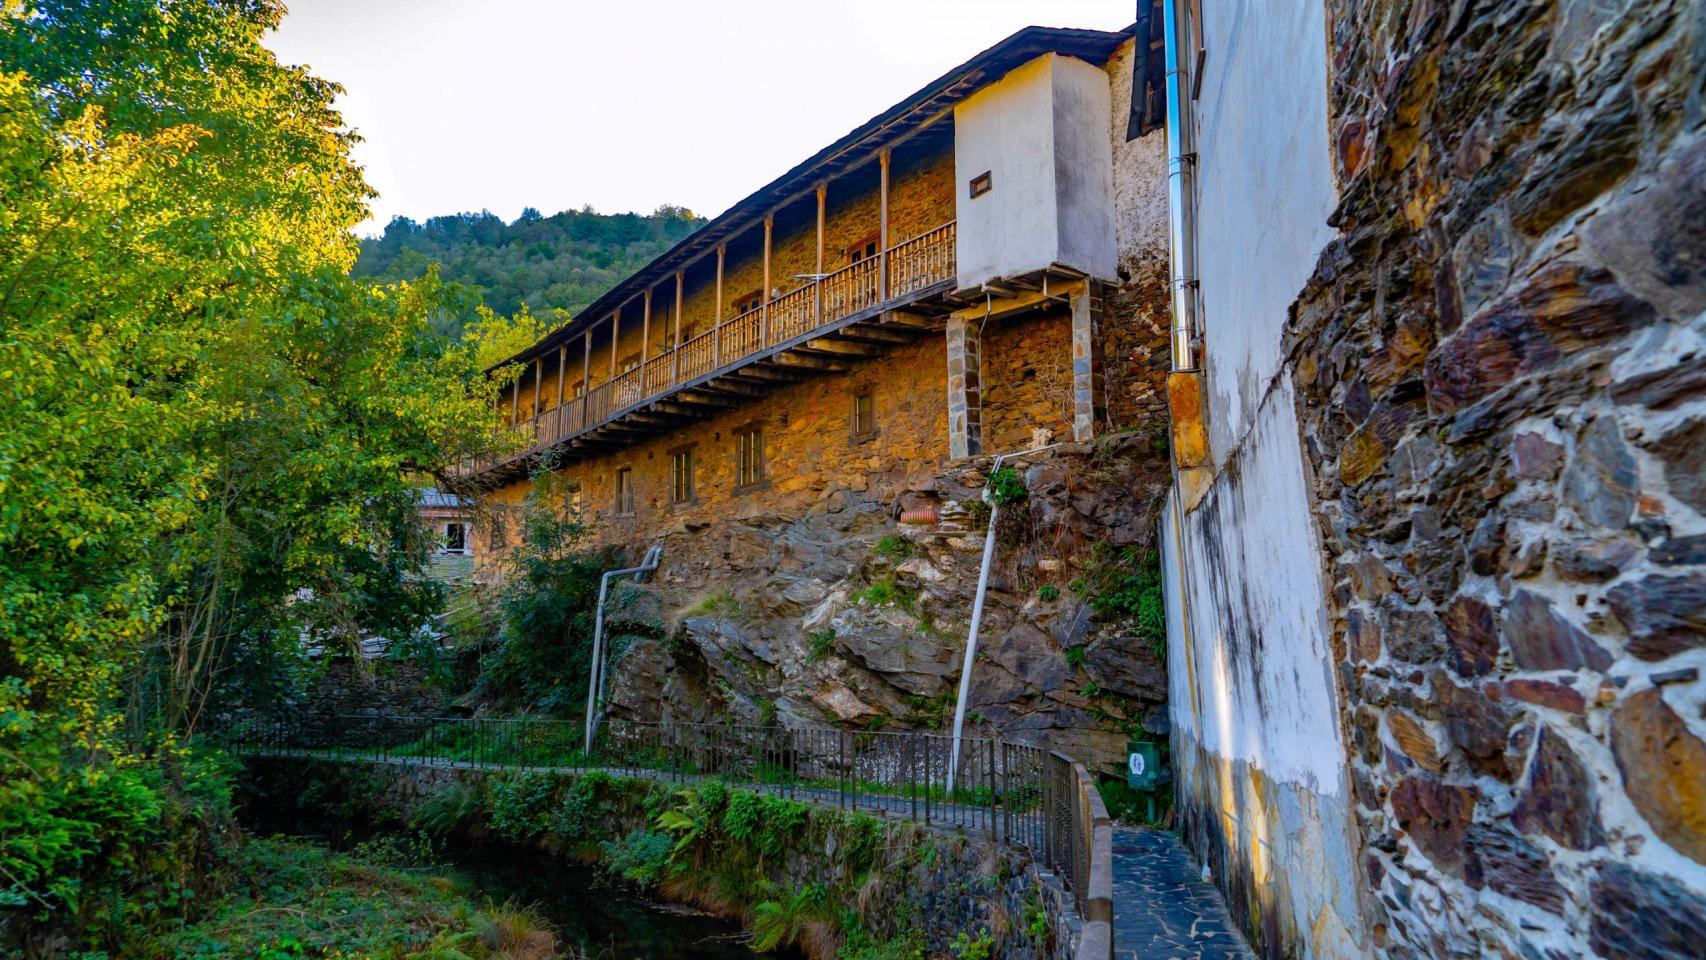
top-left (0, 0), bottom-right (508, 933)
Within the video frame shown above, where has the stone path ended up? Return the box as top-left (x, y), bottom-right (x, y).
top-left (1111, 827), bottom-right (1256, 960)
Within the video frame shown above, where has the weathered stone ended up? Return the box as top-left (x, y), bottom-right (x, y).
top-left (1083, 632), bottom-right (1167, 702)
top-left (1464, 823), bottom-right (1564, 914)
top-left (1611, 689), bottom-right (1706, 865)
top-left (1510, 83), bottom-right (1640, 236)
top-left (1562, 415), bottom-right (1639, 529)
top-left (1348, 607), bottom-right (1383, 663)
top-left (1387, 711), bottom-right (1442, 774)
top-left (1606, 573), bottom-right (1706, 661)
top-left (1389, 776), bottom-right (1477, 872)
top-left (1435, 675), bottom-right (1514, 777)
top-left (1512, 727), bottom-right (1602, 850)
top-left (1553, 537), bottom-right (1638, 583)
top-left (1424, 264), bottom-right (1655, 414)
top-left (1509, 431), bottom-right (1563, 480)
top-left (1443, 595), bottom-right (1498, 677)
top-left (1385, 606), bottom-right (1447, 664)
top-left (1589, 862), bottom-right (1706, 960)
top-left (1501, 589), bottom-right (1613, 671)
top-left (1651, 535), bottom-right (1706, 566)
top-left (1653, 420), bottom-right (1706, 516)
top-left (1340, 427), bottom-right (1387, 486)
top-left (1496, 678), bottom-right (1586, 715)
top-left (1585, 137), bottom-right (1706, 321)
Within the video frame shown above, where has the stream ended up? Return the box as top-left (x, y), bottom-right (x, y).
top-left (248, 810), bottom-right (781, 959)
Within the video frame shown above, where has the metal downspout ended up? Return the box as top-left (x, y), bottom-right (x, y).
top-left (583, 545), bottom-right (662, 753)
top-left (946, 443), bottom-right (1061, 795)
top-left (1164, 0), bottom-right (1201, 372)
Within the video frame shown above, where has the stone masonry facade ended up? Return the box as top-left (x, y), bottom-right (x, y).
top-left (1284, 1), bottom-right (1706, 957)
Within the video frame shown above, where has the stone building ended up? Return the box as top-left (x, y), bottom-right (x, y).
top-left (1149, 0), bottom-right (1706, 958)
top-left (462, 27), bottom-right (1178, 769)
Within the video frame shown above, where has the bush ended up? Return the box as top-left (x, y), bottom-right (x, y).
top-left (487, 772), bottom-right (559, 841)
top-left (985, 467), bottom-right (1026, 506)
top-left (600, 829), bottom-right (675, 890)
top-left (411, 782), bottom-right (484, 836)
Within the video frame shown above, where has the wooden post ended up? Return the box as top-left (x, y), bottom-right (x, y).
top-left (555, 345), bottom-right (566, 407)
top-left (608, 310), bottom-right (618, 380)
top-left (879, 149), bottom-right (890, 302)
top-left (509, 375), bottom-right (519, 423)
top-left (816, 183), bottom-right (826, 323)
top-left (714, 242), bottom-right (725, 366)
top-left (581, 328), bottom-right (592, 422)
top-left (641, 288), bottom-right (652, 394)
top-left (672, 270), bottom-right (684, 382)
top-left (761, 214), bottom-right (773, 345)
top-left (532, 358), bottom-right (542, 418)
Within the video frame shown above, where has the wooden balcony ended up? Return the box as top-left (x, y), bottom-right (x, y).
top-left (467, 221), bottom-right (957, 481)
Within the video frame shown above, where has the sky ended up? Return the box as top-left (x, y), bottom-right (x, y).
top-left (265, 0), bottom-right (1135, 235)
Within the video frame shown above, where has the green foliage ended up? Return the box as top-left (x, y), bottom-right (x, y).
top-left (985, 467), bottom-right (1027, 506)
top-left (1024, 889), bottom-right (1049, 942)
top-left (689, 588), bottom-right (743, 619)
top-left (1038, 584), bottom-right (1061, 602)
top-left (1073, 546), bottom-right (1166, 643)
top-left (951, 929), bottom-right (996, 960)
top-left (410, 782), bottom-right (485, 836)
top-left (872, 535), bottom-right (917, 560)
top-left (837, 909), bottom-right (926, 960)
top-left (486, 772), bottom-right (560, 841)
top-left (855, 575), bottom-right (916, 613)
top-left (480, 474), bottom-right (658, 714)
top-left (355, 205), bottom-right (705, 329)
top-left (751, 883), bottom-right (829, 952)
top-left (0, 0), bottom-right (503, 934)
top-left (548, 770), bottom-right (614, 844)
top-left (600, 829), bottom-right (676, 891)
top-left (808, 629), bottom-right (837, 663)
top-left (1064, 644), bottom-right (1087, 667)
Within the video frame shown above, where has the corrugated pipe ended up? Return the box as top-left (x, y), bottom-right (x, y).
top-left (583, 545), bottom-right (663, 752)
top-left (947, 443), bottom-right (1061, 795)
top-left (1164, 0), bottom-right (1201, 372)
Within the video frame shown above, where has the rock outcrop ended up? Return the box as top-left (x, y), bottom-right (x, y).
top-left (605, 431), bottom-right (1172, 772)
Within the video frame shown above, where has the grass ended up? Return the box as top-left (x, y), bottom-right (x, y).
top-left (855, 575), bottom-right (917, 613)
top-left (689, 588), bottom-right (743, 619)
top-left (872, 534), bottom-right (917, 560)
top-left (129, 835), bottom-right (559, 960)
top-left (808, 629), bottom-right (836, 662)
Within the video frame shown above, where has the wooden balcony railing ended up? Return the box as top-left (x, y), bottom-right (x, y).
top-left (497, 220), bottom-right (955, 464)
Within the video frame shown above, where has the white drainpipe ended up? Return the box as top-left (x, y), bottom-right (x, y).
top-left (1164, 0), bottom-right (1201, 372)
top-left (583, 545), bottom-right (663, 753)
top-left (946, 443), bottom-right (1061, 795)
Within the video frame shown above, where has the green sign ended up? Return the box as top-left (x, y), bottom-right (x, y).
top-left (1126, 739), bottom-right (1162, 792)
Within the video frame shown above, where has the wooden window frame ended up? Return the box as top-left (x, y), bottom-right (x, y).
top-left (669, 446), bottom-right (696, 505)
top-left (851, 388), bottom-right (877, 442)
top-left (443, 521), bottom-right (468, 554)
top-left (732, 289), bottom-right (763, 316)
top-left (845, 233), bottom-right (880, 264)
top-left (969, 171), bottom-right (993, 199)
top-left (614, 466), bottom-right (635, 516)
top-left (733, 424), bottom-right (766, 492)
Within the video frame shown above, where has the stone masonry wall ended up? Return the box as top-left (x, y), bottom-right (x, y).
top-left (1286, 2), bottom-right (1706, 957)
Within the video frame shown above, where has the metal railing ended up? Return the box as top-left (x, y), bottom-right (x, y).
top-left (476, 222), bottom-right (956, 474)
top-left (219, 709), bottom-right (1111, 956)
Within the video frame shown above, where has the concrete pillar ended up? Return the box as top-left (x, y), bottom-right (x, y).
top-left (1070, 284), bottom-right (1106, 443)
top-left (946, 315), bottom-right (982, 459)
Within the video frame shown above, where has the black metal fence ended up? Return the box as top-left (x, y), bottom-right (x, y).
top-left (219, 712), bottom-right (1110, 945)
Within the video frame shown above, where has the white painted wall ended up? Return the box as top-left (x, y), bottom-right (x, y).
top-left (954, 54), bottom-right (1116, 290)
top-left (1194, 1), bottom-right (1338, 465)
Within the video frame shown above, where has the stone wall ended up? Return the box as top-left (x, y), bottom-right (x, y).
top-left (1285, 1), bottom-right (1706, 957)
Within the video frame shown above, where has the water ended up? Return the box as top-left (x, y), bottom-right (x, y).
top-left (246, 808), bottom-right (777, 959)
top-left (443, 839), bottom-right (777, 960)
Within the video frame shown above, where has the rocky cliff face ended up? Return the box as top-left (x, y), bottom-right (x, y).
top-left (605, 431), bottom-right (1172, 772)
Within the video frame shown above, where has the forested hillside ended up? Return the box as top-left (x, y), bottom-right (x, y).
top-left (354, 205), bottom-right (706, 331)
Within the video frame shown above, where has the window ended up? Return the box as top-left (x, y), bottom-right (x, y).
top-left (852, 390), bottom-right (876, 439)
top-left (969, 171), bottom-right (993, 198)
top-left (670, 448), bottom-right (695, 504)
top-left (733, 289), bottom-right (763, 315)
top-left (443, 522), bottom-right (467, 554)
top-left (735, 427), bottom-right (764, 488)
top-left (615, 467), bottom-right (634, 515)
top-left (619, 352), bottom-right (641, 373)
top-left (847, 235), bottom-right (879, 264)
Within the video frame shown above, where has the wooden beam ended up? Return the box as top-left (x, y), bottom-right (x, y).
top-left (641, 288), bottom-right (652, 394)
top-left (815, 184), bottom-right (826, 277)
top-left (555, 345), bottom-right (566, 406)
top-left (510, 374), bottom-right (519, 422)
top-left (836, 326), bottom-right (916, 345)
top-left (771, 353), bottom-right (852, 373)
top-left (731, 366), bottom-right (806, 384)
top-left (689, 381), bottom-right (766, 399)
top-left (668, 392), bottom-right (737, 409)
top-left (608, 310), bottom-right (618, 379)
top-left (799, 338), bottom-right (883, 357)
top-left (672, 270), bottom-right (683, 383)
top-left (714, 242), bottom-right (725, 367)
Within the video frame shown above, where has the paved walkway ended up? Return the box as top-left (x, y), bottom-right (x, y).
top-left (1110, 827), bottom-right (1256, 960)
